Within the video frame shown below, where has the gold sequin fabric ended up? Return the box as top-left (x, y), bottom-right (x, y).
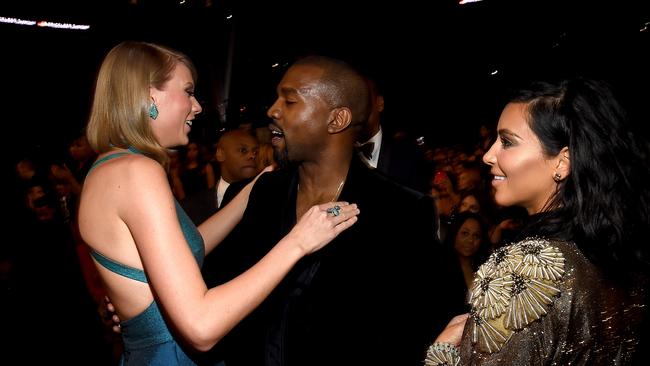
top-left (424, 342), bottom-right (460, 366)
top-left (468, 237), bottom-right (565, 353)
top-left (457, 238), bottom-right (647, 365)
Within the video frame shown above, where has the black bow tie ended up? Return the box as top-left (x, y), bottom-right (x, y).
top-left (357, 142), bottom-right (375, 160)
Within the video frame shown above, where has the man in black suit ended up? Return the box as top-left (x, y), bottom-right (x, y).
top-left (213, 55), bottom-right (466, 366)
top-left (201, 128), bottom-right (260, 287)
top-left (355, 76), bottom-right (431, 194)
top-left (180, 128), bottom-right (260, 225)
top-left (212, 128), bottom-right (261, 208)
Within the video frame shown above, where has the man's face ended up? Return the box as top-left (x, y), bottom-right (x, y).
top-left (217, 131), bottom-right (260, 183)
top-left (266, 64), bottom-right (332, 165)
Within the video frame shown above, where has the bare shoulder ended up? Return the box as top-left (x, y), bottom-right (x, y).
top-left (79, 152), bottom-right (173, 247)
top-left (82, 153), bottom-right (170, 213)
top-left (122, 154), bottom-right (166, 179)
top-left (117, 155), bottom-right (170, 201)
top-left (88, 152), bottom-right (166, 183)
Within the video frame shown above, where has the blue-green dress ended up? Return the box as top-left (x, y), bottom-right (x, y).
top-left (88, 150), bottom-right (222, 365)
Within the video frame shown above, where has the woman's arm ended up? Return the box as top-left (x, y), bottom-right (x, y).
top-left (435, 313), bottom-right (469, 345)
top-left (198, 166), bottom-right (272, 253)
top-left (425, 314), bottom-right (468, 366)
top-left (123, 160), bottom-right (358, 351)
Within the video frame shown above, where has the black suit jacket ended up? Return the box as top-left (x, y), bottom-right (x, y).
top-left (209, 157), bottom-right (466, 366)
top-left (375, 134), bottom-right (431, 194)
top-left (201, 178), bottom-right (249, 288)
top-left (180, 174), bottom-right (249, 225)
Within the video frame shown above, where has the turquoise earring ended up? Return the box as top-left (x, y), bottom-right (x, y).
top-left (149, 102), bottom-right (159, 120)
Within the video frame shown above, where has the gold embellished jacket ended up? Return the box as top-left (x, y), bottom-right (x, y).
top-left (455, 238), bottom-right (646, 365)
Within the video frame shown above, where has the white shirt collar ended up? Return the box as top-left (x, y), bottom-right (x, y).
top-left (216, 177), bottom-right (231, 208)
top-left (359, 128), bottom-right (382, 168)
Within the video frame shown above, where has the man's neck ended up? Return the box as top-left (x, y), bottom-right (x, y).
top-left (295, 158), bottom-right (351, 218)
top-left (360, 125), bottom-right (381, 145)
top-left (298, 161), bottom-right (350, 195)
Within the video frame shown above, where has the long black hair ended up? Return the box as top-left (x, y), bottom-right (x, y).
top-left (445, 211), bottom-right (492, 271)
top-left (513, 78), bottom-right (650, 279)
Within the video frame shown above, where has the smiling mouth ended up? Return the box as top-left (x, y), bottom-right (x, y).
top-left (269, 129), bottom-right (284, 138)
top-left (186, 120), bottom-right (193, 127)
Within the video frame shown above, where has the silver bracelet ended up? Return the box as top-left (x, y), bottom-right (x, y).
top-left (424, 342), bottom-right (460, 366)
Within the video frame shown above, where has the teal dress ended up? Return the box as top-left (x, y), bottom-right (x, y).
top-left (88, 150), bottom-right (222, 365)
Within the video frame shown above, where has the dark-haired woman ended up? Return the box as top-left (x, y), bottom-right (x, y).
top-left (426, 78), bottom-right (649, 365)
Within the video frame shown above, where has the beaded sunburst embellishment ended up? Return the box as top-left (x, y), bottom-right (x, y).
top-left (468, 237), bottom-right (565, 353)
top-left (424, 342), bottom-right (460, 366)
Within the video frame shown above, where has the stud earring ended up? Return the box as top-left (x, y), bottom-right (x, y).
top-left (553, 172), bottom-right (562, 182)
top-left (149, 102), bottom-right (159, 120)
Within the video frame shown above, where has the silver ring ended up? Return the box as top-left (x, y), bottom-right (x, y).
top-left (326, 205), bottom-right (341, 217)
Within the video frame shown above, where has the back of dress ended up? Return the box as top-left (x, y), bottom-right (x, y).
top-left (87, 150), bottom-right (207, 365)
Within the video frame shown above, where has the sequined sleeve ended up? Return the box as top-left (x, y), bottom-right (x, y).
top-left (449, 237), bottom-right (646, 365)
top-left (425, 342), bottom-right (460, 366)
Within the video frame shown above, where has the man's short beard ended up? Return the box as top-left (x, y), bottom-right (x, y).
top-left (273, 147), bottom-right (290, 169)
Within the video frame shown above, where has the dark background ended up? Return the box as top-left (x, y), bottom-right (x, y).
top-left (3, 0), bottom-right (649, 164)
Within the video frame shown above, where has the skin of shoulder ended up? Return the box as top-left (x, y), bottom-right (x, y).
top-left (80, 153), bottom-right (209, 323)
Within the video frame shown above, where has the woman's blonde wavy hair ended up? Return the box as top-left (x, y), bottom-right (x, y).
top-left (86, 41), bottom-right (197, 169)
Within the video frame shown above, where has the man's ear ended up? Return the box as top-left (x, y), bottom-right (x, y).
top-left (376, 95), bottom-right (385, 113)
top-left (327, 107), bottom-right (352, 134)
top-left (215, 147), bottom-right (226, 162)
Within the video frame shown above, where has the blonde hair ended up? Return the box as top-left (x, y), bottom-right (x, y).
top-left (257, 142), bottom-right (276, 171)
top-left (86, 41), bottom-right (197, 169)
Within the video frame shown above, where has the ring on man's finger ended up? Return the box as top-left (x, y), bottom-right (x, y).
top-left (326, 205), bottom-right (341, 217)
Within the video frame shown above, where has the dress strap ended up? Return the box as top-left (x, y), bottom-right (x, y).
top-left (86, 146), bottom-right (142, 176)
top-left (86, 152), bottom-right (131, 176)
top-left (90, 249), bottom-right (148, 283)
